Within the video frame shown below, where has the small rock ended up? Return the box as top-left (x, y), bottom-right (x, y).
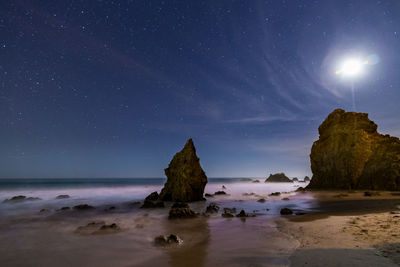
top-left (252, 180), bottom-right (260, 183)
top-left (269, 192), bottom-right (281, 196)
top-left (282, 198), bottom-right (290, 201)
top-left (236, 210), bottom-right (247, 217)
top-left (3, 195), bottom-right (41, 203)
top-left (205, 193), bottom-right (213, 198)
top-left (73, 204), bottom-right (95, 210)
top-left (257, 198), bottom-right (266, 203)
top-left (40, 209), bottom-right (49, 213)
top-left (243, 193), bottom-right (256, 196)
top-left (58, 206), bottom-right (70, 211)
top-left (99, 223), bottom-right (120, 231)
top-left (222, 185), bottom-right (226, 189)
top-left (56, 195), bottom-right (70, 199)
top-left (222, 212), bottom-right (234, 218)
top-left (223, 207), bottom-right (236, 214)
top-left (280, 208), bottom-right (293, 215)
top-left (168, 204), bottom-right (196, 219)
top-left (214, 191), bottom-right (227, 195)
top-left (154, 234), bottom-right (183, 246)
top-left (206, 203), bottom-right (219, 213)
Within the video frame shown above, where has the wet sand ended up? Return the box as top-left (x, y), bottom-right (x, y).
top-left (276, 191), bottom-right (400, 266)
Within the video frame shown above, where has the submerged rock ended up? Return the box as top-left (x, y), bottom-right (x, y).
top-left (236, 210), bottom-right (247, 217)
top-left (269, 192), bottom-right (281, 196)
top-left (140, 200), bottom-right (165, 209)
top-left (214, 191), bottom-right (227, 195)
top-left (308, 109), bottom-right (400, 190)
top-left (257, 198), bottom-right (267, 203)
top-left (204, 193), bottom-right (213, 198)
top-left (3, 195), bottom-right (41, 203)
top-left (168, 203), bottom-right (196, 219)
top-left (97, 223), bottom-right (121, 233)
top-left (205, 203), bottom-right (220, 213)
top-left (73, 204), bottom-right (95, 210)
top-left (223, 207), bottom-right (237, 214)
top-left (154, 234), bottom-right (183, 246)
top-left (280, 208), bottom-right (293, 215)
top-left (58, 206), bottom-right (70, 211)
top-left (265, 173), bottom-right (293, 183)
top-left (56, 195), bottom-right (70, 199)
top-left (159, 139), bottom-right (208, 202)
top-left (222, 212), bottom-right (234, 218)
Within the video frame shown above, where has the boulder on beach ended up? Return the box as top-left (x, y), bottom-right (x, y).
top-left (265, 173), bottom-right (293, 183)
top-left (159, 139), bottom-right (208, 202)
top-left (308, 109), bottom-right (400, 190)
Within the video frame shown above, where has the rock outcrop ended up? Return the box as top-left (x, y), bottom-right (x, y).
top-left (303, 176), bottom-right (310, 182)
top-left (265, 173), bottom-right (292, 183)
top-left (159, 139), bottom-right (208, 202)
top-left (308, 109), bottom-right (400, 190)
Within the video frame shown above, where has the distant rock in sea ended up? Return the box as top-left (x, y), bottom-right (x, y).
top-left (158, 138), bottom-right (208, 202)
top-left (265, 173), bottom-right (293, 183)
top-left (292, 177), bottom-right (299, 182)
top-left (56, 195), bottom-right (70, 199)
top-left (3, 195), bottom-right (41, 203)
top-left (308, 109), bottom-right (400, 190)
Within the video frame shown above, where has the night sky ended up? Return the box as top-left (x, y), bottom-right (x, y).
top-left (1, 0), bottom-right (400, 178)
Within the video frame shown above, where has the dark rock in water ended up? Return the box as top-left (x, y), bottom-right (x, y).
top-left (206, 203), bottom-right (219, 213)
top-left (308, 109), bottom-right (400, 190)
top-left (223, 207), bottom-right (236, 214)
top-left (222, 185), bottom-right (226, 189)
top-left (240, 178), bottom-right (253, 182)
top-left (204, 193), bottom-right (213, 198)
top-left (292, 177), bottom-right (299, 182)
top-left (99, 223), bottom-right (120, 231)
top-left (243, 192), bottom-right (256, 196)
top-left (159, 139), bottom-right (208, 202)
top-left (3, 195), bottom-right (41, 203)
top-left (236, 210), bottom-right (247, 217)
top-left (40, 209), bottom-right (49, 213)
top-left (303, 176), bottom-right (311, 182)
top-left (59, 206), bottom-right (70, 211)
top-left (76, 221), bottom-right (105, 232)
top-left (296, 187), bottom-right (306, 192)
top-left (222, 212), bottom-right (234, 218)
top-left (252, 180), bottom-right (260, 183)
top-left (171, 202), bottom-right (189, 209)
top-left (269, 192), bottom-right (281, 196)
top-left (56, 195), bottom-right (70, 199)
top-left (280, 208), bottom-right (293, 215)
top-left (168, 206), bottom-right (197, 219)
top-left (145, 191), bottom-right (159, 201)
top-left (257, 198), bottom-right (266, 203)
top-left (73, 204), bottom-right (95, 210)
top-left (214, 191), bottom-right (227, 195)
top-left (282, 198), bottom-right (290, 201)
top-left (364, 191), bottom-right (380, 197)
top-left (140, 200), bottom-right (165, 209)
top-left (295, 212), bottom-right (306, 216)
top-left (154, 234), bottom-right (183, 246)
top-left (265, 173), bottom-right (293, 183)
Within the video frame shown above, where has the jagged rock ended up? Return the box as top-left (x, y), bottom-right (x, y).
top-left (265, 173), bottom-right (293, 183)
top-left (303, 176), bottom-right (311, 182)
top-left (56, 195), bottom-right (70, 199)
top-left (280, 208), bottom-right (293, 215)
top-left (168, 203), bottom-right (196, 219)
top-left (154, 234), bottom-right (183, 246)
top-left (73, 204), bottom-right (95, 210)
top-left (206, 203), bottom-right (219, 213)
top-left (159, 139), bottom-right (208, 202)
top-left (214, 191), bottom-right (227, 195)
top-left (204, 193), bottom-right (213, 198)
top-left (145, 192), bottom-right (159, 201)
top-left (308, 109), bottom-right (400, 190)
top-left (269, 192), bottom-right (281, 196)
top-left (140, 200), bottom-right (164, 209)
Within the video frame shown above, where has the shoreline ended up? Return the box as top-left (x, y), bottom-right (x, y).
top-left (276, 190), bottom-right (400, 266)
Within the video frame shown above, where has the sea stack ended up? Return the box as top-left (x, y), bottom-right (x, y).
top-left (308, 109), bottom-right (400, 190)
top-left (158, 139), bottom-right (208, 202)
top-left (265, 173), bottom-right (293, 183)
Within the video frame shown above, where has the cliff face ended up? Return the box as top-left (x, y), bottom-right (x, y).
top-left (308, 109), bottom-right (400, 190)
top-left (159, 139), bottom-right (208, 202)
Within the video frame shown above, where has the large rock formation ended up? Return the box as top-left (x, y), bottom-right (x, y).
top-left (308, 109), bottom-right (400, 190)
top-left (158, 139), bottom-right (208, 202)
top-left (265, 173), bottom-right (293, 183)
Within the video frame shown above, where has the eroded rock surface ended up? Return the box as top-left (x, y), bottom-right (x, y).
top-left (308, 109), bottom-right (400, 190)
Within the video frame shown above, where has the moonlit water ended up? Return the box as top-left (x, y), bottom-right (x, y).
top-left (0, 178), bottom-right (312, 267)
